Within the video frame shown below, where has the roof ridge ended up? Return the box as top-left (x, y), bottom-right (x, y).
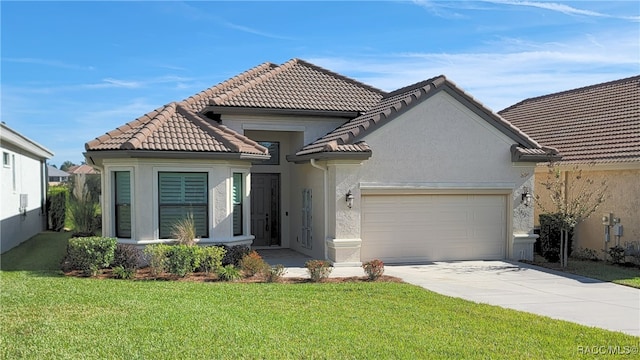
top-left (122, 102), bottom-right (176, 150)
top-left (84, 103), bottom-right (173, 151)
top-left (176, 104), bottom-right (268, 154)
top-left (290, 58), bottom-right (387, 96)
top-left (500, 74), bottom-right (640, 113)
top-left (382, 75), bottom-right (447, 99)
top-left (182, 61), bottom-right (278, 109)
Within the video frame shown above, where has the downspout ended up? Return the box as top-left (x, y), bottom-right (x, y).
top-left (310, 159), bottom-right (329, 261)
top-left (41, 159), bottom-right (47, 230)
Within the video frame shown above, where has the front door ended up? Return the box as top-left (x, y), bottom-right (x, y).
top-left (251, 173), bottom-right (280, 246)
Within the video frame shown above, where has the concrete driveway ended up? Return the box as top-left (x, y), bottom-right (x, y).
top-left (259, 251), bottom-right (639, 336)
top-left (384, 261), bottom-right (640, 337)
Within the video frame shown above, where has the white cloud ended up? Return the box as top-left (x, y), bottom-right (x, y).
top-left (2, 57), bottom-right (94, 70)
top-left (483, 0), bottom-right (639, 21)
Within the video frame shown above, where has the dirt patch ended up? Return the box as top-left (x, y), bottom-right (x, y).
top-left (64, 268), bottom-right (403, 284)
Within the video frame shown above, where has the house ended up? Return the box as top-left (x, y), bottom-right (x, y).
top-left (84, 59), bottom-right (558, 265)
top-left (1, 122), bottom-right (54, 253)
top-left (499, 76), bottom-right (640, 255)
top-left (47, 165), bottom-right (70, 185)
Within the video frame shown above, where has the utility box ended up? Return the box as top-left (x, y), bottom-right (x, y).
top-left (613, 224), bottom-right (624, 236)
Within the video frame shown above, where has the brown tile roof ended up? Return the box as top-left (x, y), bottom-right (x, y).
top-left (184, 58), bottom-right (385, 113)
top-left (67, 164), bottom-right (98, 174)
top-left (85, 102), bottom-right (268, 155)
top-left (292, 75), bottom-right (558, 162)
top-left (499, 75), bottom-right (640, 164)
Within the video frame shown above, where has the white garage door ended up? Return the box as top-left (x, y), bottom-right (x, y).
top-left (361, 194), bottom-right (507, 263)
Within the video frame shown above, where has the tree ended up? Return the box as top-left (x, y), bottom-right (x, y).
top-left (535, 162), bottom-right (608, 267)
top-left (60, 161), bottom-right (76, 172)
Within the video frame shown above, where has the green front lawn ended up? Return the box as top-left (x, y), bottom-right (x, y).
top-left (530, 255), bottom-right (640, 289)
top-left (1, 234), bottom-right (638, 359)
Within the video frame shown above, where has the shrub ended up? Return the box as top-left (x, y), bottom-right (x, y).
top-left (218, 265), bottom-right (242, 281)
top-left (165, 245), bottom-right (202, 277)
top-left (539, 214), bottom-right (574, 262)
top-left (64, 236), bottom-right (117, 276)
top-left (571, 247), bottom-right (599, 261)
top-left (144, 244), bottom-right (171, 276)
top-left (198, 246), bottom-right (226, 275)
top-left (222, 245), bottom-right (250, 266)
top-left (112, 244), bottom-right (143, 270)
top-left (608, 245), bottom-right (626, 265)
top-left (240, 251), bottom-right (269, 277)
top-left (47, 186), bottom-right (68, 231)
top-left (362, 259), bottom-right (385, 281)
top-left (263, 264), bottom-right (287, 283)
top-left (171, 214), bottom-right (196, 246)
top-left (113, 265), bottom-right (135, 279)
top-left (305, 259), bottom-right (332, 282)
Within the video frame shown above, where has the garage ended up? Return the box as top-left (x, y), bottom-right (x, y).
top-left (360, 194), bottom-right (507, 263)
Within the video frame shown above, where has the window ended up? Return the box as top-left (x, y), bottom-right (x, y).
top-left (232, 173), bottom-right (243, 236)
top-left (301, 188), bottom-right (312, 249)
top-left (114, 172), bottom-right (131, 238)
top-left (3, 152), bottom-right (10, 167)
top-left (252, 141), bottom-right (279, 165)
top-left (158, 172), bottom-right (208, 239)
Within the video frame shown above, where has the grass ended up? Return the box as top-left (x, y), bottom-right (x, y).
top-left (1, 234), bottom-right (639, 359)
top-left (530, 255), bottom-right (640, 289)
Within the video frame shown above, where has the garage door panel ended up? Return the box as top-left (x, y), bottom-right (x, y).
top-left (361, 194), bottom-right (507, 263)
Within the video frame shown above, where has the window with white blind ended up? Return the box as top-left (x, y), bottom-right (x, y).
top-left (232, 173), bottom-right (243, 236)
top-left (114, 171), bottom-right (131, 238)
top-left (301, 188), bottom-right (312, 249)
top-left (158, 172), bottom-right (208, 239)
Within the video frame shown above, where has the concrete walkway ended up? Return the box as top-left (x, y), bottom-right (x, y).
top-left (259, 250), bottom-right (640, 336)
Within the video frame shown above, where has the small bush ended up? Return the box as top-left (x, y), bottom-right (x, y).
top-left (539, 214), bottom-right (574, 263)
top-left (362, 259), bottom-right (385, 281)
top-left (240, 251), bottom-right (269, 277)
top-left (218, 265), bottom-right (242, 281)
top-left (262, 264), bottom-right (286, 283)
top-left (571, 247), bottom-right (599, 261)
top-left (165, 245), bottom-right (202, 277)
top-left (608, 245), bottom-right (626, 265)
top-left (113, 265), bottom-right (136, 279)
top-left (144, 244), bottom-right (171, 276)
top-left (171, 214), bottom-right (196, 246)
top-left (64, 236), bottom-right (117, 276)
top-left (112, 244), bottom-right (143, 270)
top-left (198, 246), bottom-right (226, 275)
top-left (305, 259), bottom-right (332, 282)
top-left (222, 245), bottom-right (250, 266)
top-left (47, 186), bottom-right (68, 231)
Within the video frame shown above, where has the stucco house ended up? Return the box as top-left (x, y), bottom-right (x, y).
top-left (500, 75), bottom-right (639, 256)
top-left (47, 165), bottom-right (70, 185)
top-left (84, 59), bottom-right (558, 265)
top-left (1, 122), bottom-right (54, 253)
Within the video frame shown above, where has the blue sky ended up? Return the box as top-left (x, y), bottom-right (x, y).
top-left (2, 1), bottom-right (639, 166)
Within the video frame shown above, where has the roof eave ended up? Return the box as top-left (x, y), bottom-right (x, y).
top-left (286, 151), bottom-right (372, 164)
top-left (206, 105), bottom-right (360, 119)
top-left (84, 150), bottom-right (270, 164)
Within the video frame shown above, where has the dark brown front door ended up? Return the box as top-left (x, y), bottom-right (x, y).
top-left (251, 173), bottom-right (280, 246)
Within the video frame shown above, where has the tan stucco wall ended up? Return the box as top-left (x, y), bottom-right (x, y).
top-left (534, 165), bottom-right (640, 255)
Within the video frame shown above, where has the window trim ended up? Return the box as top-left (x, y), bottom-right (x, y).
top-left (3, 152), bottom-right (10, 168)
top-left (114, 171), bottom-right (132, 239)
top-left (108, 166), bottom-right (135, 240)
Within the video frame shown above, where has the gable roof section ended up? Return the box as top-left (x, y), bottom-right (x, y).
top-left (85, 102), bottom-right (268, 158)
top-left (185, 58), bottom-right (385, 114)
top-left (499, 75), bottom-right (640, 164)
top-left (290, 75), bottom-right (559, 162)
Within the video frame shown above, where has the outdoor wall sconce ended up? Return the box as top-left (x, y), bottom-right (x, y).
top-left (521, 187), bottom-right (532, 207)
top-left (346, 190), bottom-right (354, 209)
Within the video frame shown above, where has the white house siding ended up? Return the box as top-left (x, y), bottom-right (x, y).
top-left (1, 125), bottom-right (52, 253)
top-left (325, 92), bottom-right (536, 264)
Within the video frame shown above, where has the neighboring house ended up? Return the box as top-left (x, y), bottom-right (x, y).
top-left (1, 122), bottom-right (54, 253)
top-left (47, 165), bottom-right (70, 185)
top-left (84, 59), bottom-right (558, 265)
top-left (499, 75), bottom-right (640, 255)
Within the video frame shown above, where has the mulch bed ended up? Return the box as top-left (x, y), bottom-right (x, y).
top-left (64, 268), bottom-right (404, 284)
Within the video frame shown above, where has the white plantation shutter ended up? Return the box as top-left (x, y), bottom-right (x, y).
top-left (115, 172), bottom-right (131, 238)
top-left (232, 173), bottom-right (243, 236)
top-left (158, 172), bottom-right (208, 238)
